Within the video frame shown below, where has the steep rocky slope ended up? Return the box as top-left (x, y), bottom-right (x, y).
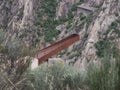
top-left (54, 0), bottom-right (120, 71)
top-left (1, 0), bottom-right (120, 89)
top-left (0, 0), bottom-right (120, 71)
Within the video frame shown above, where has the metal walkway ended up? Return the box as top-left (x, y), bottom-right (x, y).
top-left (35, 34), bottom-right (80, 64)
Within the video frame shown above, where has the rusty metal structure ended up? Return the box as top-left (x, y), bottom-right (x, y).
top-left (35, 34), bottom-right (80, 64)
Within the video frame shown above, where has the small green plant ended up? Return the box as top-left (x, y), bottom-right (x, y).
top-left (87, 51), bottom-right (120, 90)
top-left (0, 31), bottom-right (4, 43)
top-left (66, 23), bottom-right (72, 29)
top-left (71, 2), bottom-right (83, 11)
top-left (116, 18), bottom-right (120, 23)
top-left (35, 0), bottom-right (59, 43)
top-left (79, 0), bottom-right (84, 3)
top-left (96, 20), bottom-right (120, 57)
top-left (95, 40), bottom-right (111, 57)
top-left (111, 21), bottom-right (118, 29)
top-left (68, 12), bottom-right (74, 20)
top-left (44, 29), bottom-right (59, 42)
top-left (28, 63), bottom-right (85, 90)
top-left (69, 51), bottom-right (81, 59)
top-left (80, 15), bottom-right (86, 21)
top-left (0, 44), bottom-right (8, 54)
top-left (86, 13), bottom-right (93, 27)
top-left (18, 7), bottom-right (24, 18)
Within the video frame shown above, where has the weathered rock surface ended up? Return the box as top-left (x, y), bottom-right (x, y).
top-left (1, 0), bottom-right (120, 71)
top-left (56, 0), bottom-right (79, 19)
top-left (74, 0), bottom-right (120, 70)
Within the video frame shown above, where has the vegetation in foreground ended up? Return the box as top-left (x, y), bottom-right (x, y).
top-left (0, 33), bottom-right (120, 90)
top-left (26, 50), bottom-right (120, 90)
top-left (0, 29), bottom-right (120, 90)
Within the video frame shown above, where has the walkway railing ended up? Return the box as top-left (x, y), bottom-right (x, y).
top-left (35, 34), bottom-right (80, 64)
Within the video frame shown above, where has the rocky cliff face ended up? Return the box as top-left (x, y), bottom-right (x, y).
top-left (55, 0), bottom-right (120, 71)
top-left (84, 0), bottom-right (104, 6)
top-left (0, 0), bottom-right (120, 71)
top-left (74, 0), bottom-right (120, 70)
top-left (56, 0), bottom-right (79, 19)
top-left (0, 0), bottom-right (38, 47)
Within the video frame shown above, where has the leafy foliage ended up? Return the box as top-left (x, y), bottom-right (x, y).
top-left (26, 48), bottom-right (120, 90)
top-left (87, 51), bottom-right (120, 90)
top-left (95, 40), bottom-right (111, 57)
top-left (28, 63), bottom-right (86, 90)
top-left (71, 0), bottom-right (84, 11)
top-left (95, 20), bottom-right (120, 57)
top-left (35, 0), bottom-right (59, 43)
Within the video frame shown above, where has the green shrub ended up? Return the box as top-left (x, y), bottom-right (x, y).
top-left (79, 0), bottom-right (84, 3)
top-left (27, 63), bottom-right (86, 90)
top-left (0, 44), bottom-right (7, 54)
top-left (1, 48), bottom-right (120, 90)
top-left (44, 29), bottom-right (59, 42)
top-left (68, 12), bottom-right (74, 20)
top-left (18, 7), bottom-right (24, 18)
top-left (66, 23), bottom-right (72, 29)
top-left (87, 52), bottom-right (120, 90)
top-left (27, 50), bottom-right (120, 90)
top-left (95, 40), bottom-right (111, 57)
top-left (40, 0), bottom-right (57, 17)
top-left (35, 0), bottom-right (59, 43)
top-left (111, 21), bottom-right (118, 29)
top-left (71, 4), bottom-right (78, 11)
top-left (34, 20), bottom-right (41, 26)
top-left (80, 16), bottom-right (86, 21)
top-left (116, 18), bottom-right (120, 23)
top-left (71, 1), bottom-right (83, 11)
top-left (0, 29), bottom-right (5, 43)
top-left (86, 13), bottom-right (93, 27)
